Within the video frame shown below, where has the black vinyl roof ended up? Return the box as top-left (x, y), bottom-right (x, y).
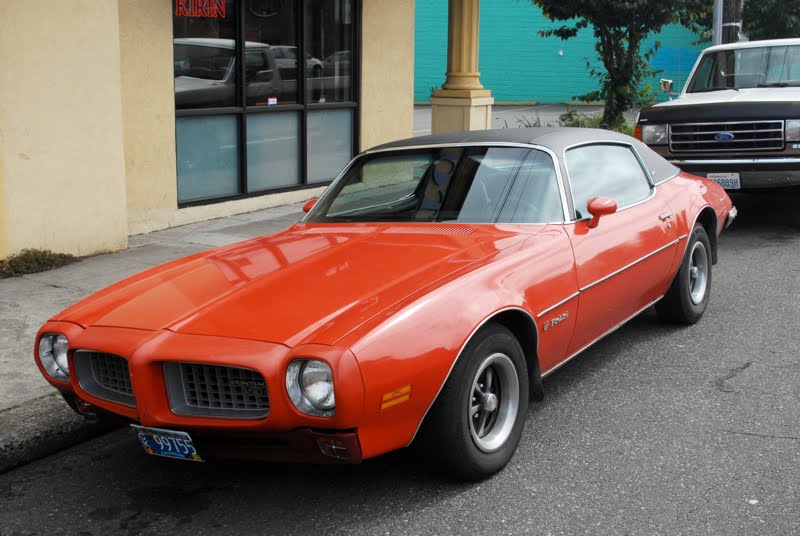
top-left (368, 127), bottom-right (680, 184)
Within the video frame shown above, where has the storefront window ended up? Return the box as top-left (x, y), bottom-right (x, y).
top-left (176, 116), bottom-right (240, 201)
top-left (305, 0), bottom-right (353, 103)
top-left (245, 1), bottom-right (298, 105)
top-left (307, 109), bottom-right (353, 182)
top-left (247, 112), bottom-right (301, 190)
top-left (173, 0), bottom-right (358, 205)
top-left (173, 3), bottom-right (237, 109)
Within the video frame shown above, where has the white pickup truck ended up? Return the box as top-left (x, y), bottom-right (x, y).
top-left (635, 38), bottom-right (800, 190)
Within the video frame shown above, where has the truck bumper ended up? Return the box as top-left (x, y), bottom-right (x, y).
top-left (669, 158), bottom-right (800, 189)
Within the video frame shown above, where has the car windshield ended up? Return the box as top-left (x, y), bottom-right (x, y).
top-left (174, 44), bottom-right (234, 81)
top-left (688, 44), bottom-right (800, 92)
top-left (305, 147), bottom-right (564, 224)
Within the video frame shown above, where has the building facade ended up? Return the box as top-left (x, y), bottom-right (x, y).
top-left (415, 0), bottom-right (705, 103)
top-left (0, 0), bottom-right (414, 258)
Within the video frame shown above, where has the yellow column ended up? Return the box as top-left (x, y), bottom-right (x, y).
top-left (431, 0), bottom-right (494, 134)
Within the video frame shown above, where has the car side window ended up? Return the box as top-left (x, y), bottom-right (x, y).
top-left (497, 149), bottom-right (563, 223)
top-left (566, 144), bottom-right (652, 219)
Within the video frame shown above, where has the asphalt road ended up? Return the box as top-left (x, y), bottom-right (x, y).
top-left (1, 190), bottom-right (799, 536)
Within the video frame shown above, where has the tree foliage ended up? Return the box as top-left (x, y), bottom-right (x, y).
top-left (743, 0), bottom-right (800, 40)
top-left (529, 0), bottom-right (710, 128)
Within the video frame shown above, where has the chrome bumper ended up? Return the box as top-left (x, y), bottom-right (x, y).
top-left (669, 158), bottom-right (800, 189)
top-left (725, 206), bottom-right (738, 229)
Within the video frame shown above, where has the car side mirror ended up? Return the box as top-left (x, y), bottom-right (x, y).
top-left (659, 78), bottom-right (674, 94)
top-left (256, 69), bottom-right (274, 82)
top-left (303, 198), bottom-right (318, 213)
top-left (586, 197), bottom-right (617, 229)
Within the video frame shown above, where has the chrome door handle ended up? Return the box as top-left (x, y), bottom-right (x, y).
top-left (659, 211), bottom-right (673, 221)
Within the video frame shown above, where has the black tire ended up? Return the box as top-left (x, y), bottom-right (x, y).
top-left (416, 323), bottom-right (529, 480)
top-left (656, 223), bottom-right (712, 324)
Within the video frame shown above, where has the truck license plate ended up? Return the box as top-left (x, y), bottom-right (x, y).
top-left (131, 425), bottom-right (203, 462)
top-left (707, 172), bottom-right (741, 190)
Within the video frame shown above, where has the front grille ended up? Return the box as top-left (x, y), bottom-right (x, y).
top-left (164, 362), bottom-right (270, 418)
top-left (670, 120), bottom-right (784, 152)
top-left (73, 351), bottom-right (136, 406)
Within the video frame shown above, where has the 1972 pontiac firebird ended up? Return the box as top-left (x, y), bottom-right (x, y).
top-left (35, 128), bottom-right (735, 479)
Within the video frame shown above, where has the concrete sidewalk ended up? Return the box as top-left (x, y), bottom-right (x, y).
top-left (0, 201), bottom-right (306, 472)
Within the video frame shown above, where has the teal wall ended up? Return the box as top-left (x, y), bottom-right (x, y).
top-left (414, 0), bottom-right (707, 103)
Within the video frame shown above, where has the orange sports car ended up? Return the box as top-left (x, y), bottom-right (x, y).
top-left (34, 128), bottom-right (735, 479)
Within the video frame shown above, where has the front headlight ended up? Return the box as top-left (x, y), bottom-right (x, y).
top-left (642, 124), bottom-right (668, 145)
top-left (286, 359), bottom-right (335, 417)
top-left (38, 333), bottom-right (70, 381)
top-left (786, 120), bottom-right (800, 141)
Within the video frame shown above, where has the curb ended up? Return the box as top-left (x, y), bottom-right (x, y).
top-left (0, 394), bottom-right (117, 474)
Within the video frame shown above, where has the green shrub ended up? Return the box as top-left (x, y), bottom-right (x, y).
top-left (557, 110), bottom-right (635, 136)
top-left (0, 249), bottom-right (77, 278)
top-left (508, 109), bottom-right (635, 137)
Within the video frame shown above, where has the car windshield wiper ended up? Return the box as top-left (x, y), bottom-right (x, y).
top-left (691, 86), bottom-right (739, 93)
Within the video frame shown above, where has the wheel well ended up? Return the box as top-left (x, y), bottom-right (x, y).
top-left (696, 207), bottom-right (718, 264)
top-left (490, 310), bottom-right (544, 402)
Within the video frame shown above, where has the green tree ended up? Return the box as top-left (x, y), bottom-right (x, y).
top-left (528, 0), bottom-right (710, 128)
top-left (743, 0), bottom-right (800, 40)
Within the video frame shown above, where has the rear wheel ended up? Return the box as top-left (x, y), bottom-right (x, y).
top-left (417, 323), bottom-right (529, 480)
top-left (656, 223), bottom-right (712, 324)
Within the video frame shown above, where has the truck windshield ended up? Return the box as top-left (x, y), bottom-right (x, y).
top-left (687, 44), bottom-right (800, 92)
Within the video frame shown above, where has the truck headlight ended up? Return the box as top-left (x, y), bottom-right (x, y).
top-left (642, 124), bottom-right (668, 145)
top-left (38, 333), bottom-right (70, 381)
top-left (286, 359), bottom-right (335, 417)
top-left (786, 120), bottom-right (800, 141)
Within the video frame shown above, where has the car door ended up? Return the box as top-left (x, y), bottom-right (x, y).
top-left (563, 143), bottom-right (679, 356)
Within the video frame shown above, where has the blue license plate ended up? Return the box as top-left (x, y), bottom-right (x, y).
top-left (131, 425), bottom-right (203, 462)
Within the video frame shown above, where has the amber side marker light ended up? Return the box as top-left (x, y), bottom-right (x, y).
top-left (634, 125), bottom-right (643, 141)
top-left (381, 384), bottom-right (412, 410)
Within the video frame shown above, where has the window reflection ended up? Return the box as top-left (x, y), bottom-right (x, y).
top-left (305, 0), bottom-right (353, 103)
top-left (245, 0), bottom-right (298, 105)
top-left (173, 5), bottom-right (237, 109)
top-left (566, 145), bottom-right (651, 218)
top-left (173, 0), bottom-right (357, 203)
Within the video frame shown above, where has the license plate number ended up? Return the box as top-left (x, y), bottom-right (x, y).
top-left (707, 172), bottom-right (741, 190)
top-left (131, 425), bottom-right (203, 462)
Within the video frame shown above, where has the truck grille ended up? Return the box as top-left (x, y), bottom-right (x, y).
top-left (73, 351), bottom-right (136, 406)
top-left (670, 120), bottom-right (784, 152)
top-left (164, 362), bottom-right (270, 418)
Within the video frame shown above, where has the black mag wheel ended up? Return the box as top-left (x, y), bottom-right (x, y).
top-left (417, 323), bottom-right (529, 480)
top-left (656, 223), bottom-right (713, 324)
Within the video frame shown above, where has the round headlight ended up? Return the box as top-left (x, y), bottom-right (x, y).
top-left (286, 359), bottom-right (335, 417)
top-left (38, 333), bottom-right (70, 381)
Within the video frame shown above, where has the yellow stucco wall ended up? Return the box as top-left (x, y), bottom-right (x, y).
top-left (0, 1), bottom-right (129, 257)
top-left (118, 0), bottom-right (180, 236)
top-left (0, 134), bottom-right (7, 258)
top-left (361, 0), bottom-right (415, 150)
top-left (0, 0), bottom-right (416, 257)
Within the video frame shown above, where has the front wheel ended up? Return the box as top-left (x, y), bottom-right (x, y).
top-left (417, 323), bottom-right (529, 480)
top-left (656, 223), bottom-right (712, 324)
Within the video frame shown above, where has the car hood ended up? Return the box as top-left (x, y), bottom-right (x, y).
top-left (55, 223), bottom-right (536, 347)
top-left (657, 87), bottom-right (800, 106)
top-left (174, 76), bottom-right (225, 92)
top-left (641, 88), bottom-right (800, 123)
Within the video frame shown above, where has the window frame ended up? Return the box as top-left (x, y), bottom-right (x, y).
top-left (175, 0), bottom-right (361, 208)
top-left (563, 141), bottom-right (655, 222)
